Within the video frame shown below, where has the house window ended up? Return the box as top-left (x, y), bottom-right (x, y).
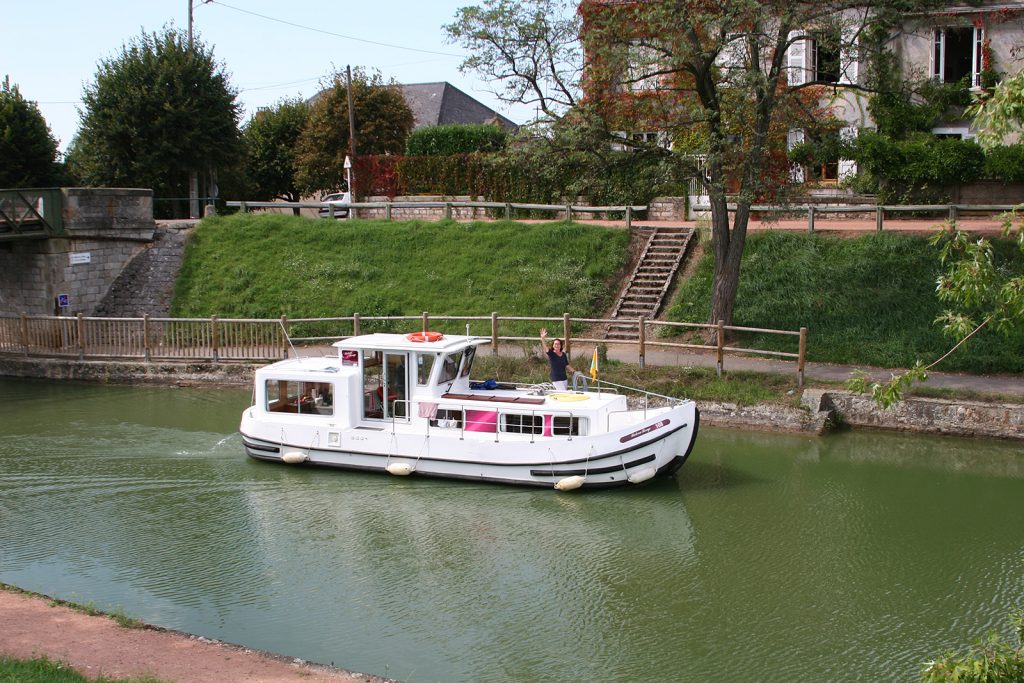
top-left (811, 32), bottom-right (841, 84)
top-left (933, 26), bottom-right (983, 87)
top-left (624, 41), bottom-right (661, 92)
top-left (611, 131), bottom-right (670, 151)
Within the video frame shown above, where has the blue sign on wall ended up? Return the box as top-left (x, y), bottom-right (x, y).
top-left (57, 293), bottom-right (69, 307)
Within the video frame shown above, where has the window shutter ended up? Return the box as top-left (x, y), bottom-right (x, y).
top-left (788, 31), bottom-right (807, 86)
top-left (788, 128), bottom-right (805, 183)
top-left (838, 127), bottom-right (858, 180)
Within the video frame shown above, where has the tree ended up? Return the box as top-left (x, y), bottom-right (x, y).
top-left (294, 69), bottom-right (414, 197)
top-left (450, 0), bottom-right (939, 330)
top-left (243, 98), bottom-right (309, 213)
top-left (0, 76), bottom-right (62, 188)
top-left (71, 29), bottom-right (241, 216)
top-left (922, 608), bottom-right (1024, 682)
top-left (445, 0), bottom-right (582, 123)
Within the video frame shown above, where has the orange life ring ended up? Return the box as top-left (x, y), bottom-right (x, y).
top-left (406, 331), bottom-right (444, 343)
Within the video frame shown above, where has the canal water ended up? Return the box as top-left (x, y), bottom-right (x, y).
top-left (0, 378), bottom-right (1021, 682)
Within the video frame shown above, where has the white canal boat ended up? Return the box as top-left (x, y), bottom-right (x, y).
top-left (240, 333), bottom-right (699, 490)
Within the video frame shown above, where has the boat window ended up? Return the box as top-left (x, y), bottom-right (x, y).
top-left (553, 416), bottom-right (586, 436)
top-left (437, 350), bottom-right (464, 385)
top-left (460, 344), bottom-right (477, 378)
top-left (265, 380), bottom-right (334, 416)
top-left (416, 353), bottom-right (436, 386)
top-left (429, 408), bottom-right (463, 429)
top-left (501, 413), bottom-right (543, 435)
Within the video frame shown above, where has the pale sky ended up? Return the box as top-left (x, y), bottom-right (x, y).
top-left (3, 0), bottom-right (536, 153)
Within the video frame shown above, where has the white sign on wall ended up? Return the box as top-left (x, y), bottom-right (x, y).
top-left (69, 252), bottom-right (91, 265)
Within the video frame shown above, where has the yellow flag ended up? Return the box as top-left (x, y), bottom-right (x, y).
top-left (590, 347), bottom-right (598, 380)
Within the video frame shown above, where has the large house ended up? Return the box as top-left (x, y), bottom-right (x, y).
top-left (400, 82), bottom-right (517, 131)
top-left (580, 1), bottom-right (1024, 184)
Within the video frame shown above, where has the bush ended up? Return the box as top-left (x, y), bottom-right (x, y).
top-left (923, 609), bottom-right (1024, 682)
top-left (406, 124), bottom-right (508, 156)
top-left (983, 145), bottom-right (1024, 182)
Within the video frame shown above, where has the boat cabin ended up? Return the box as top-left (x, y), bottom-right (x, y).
top-left (252, 334), bottom-right (628, 438)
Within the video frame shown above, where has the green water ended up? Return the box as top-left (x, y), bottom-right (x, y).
top-left (0, 378), bottom-right (1021, 682)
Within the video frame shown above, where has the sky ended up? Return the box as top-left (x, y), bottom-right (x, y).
top-left (3, 0), bottom-right (537, 153)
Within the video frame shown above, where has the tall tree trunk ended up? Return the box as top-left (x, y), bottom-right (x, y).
top-left (708, 196), bottom-right (750, 341)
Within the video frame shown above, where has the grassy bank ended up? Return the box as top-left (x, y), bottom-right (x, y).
top-left (665, 231), bottom-right (1024, 374)
top-left (172, 214), bottom-right (630, 337)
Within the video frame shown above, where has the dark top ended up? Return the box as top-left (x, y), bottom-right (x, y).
top-left (546, 350), bottom-right (570, 382)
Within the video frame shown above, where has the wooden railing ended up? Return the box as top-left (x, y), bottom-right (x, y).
top-left (689, 202), bottom-right (1019, 232)
top-left (0, 312), bottom-right (808, 384)
top-left (226, 200), bottom-right (647, 227)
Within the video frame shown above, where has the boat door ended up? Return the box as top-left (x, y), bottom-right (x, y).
top-left (362, 351), bottom-right (409, 420)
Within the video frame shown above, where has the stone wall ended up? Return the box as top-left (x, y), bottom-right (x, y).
top-left (803, 389), bottom-right (1024, 441)
top-left (0, 188), bottom-right (154, 316)
top-left (354, 196), bottom-right (494, 221)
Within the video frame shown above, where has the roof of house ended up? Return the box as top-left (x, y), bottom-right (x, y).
top-left (400, 82), bottom-right (518, 131)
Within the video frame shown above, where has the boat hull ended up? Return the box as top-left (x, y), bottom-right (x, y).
top-left (240, 404), bottom-right (699, 490)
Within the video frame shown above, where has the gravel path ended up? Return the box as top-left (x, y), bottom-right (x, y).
top-left (0, 588), bottom-right (397, 683)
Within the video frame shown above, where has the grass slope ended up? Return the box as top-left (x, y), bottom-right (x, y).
top-left (172, 215), bottom-right (630, 335)
top-left (665, 231), bottom-right (1024, 374)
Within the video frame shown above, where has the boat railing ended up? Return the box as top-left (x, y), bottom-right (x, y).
top-left (598, 379), bottom-right (686, 429)
top-left (393, 399), bottom-right (585, 444)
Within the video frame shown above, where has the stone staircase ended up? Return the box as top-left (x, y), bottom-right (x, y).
top-left (605, 226), bottom-right (694, 341)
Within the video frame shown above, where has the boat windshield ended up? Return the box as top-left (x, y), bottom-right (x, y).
top-left (438, 350), bottom-right (464, 385)
top-left (460, 344), bottom-right (477, 378)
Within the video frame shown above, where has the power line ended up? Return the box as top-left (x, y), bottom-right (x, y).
top-left (204, 0), bottom-right (466, 58)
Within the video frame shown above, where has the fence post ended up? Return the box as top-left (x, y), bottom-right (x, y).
top-left (281, 315), bottom-right (289, 357)
top-left (422, 311), bottom-right (429, 333)
top-left (505, 203), bottom-right (512, 220)
top-left (638, 315), bottom-right (646, 368)
top-left (625, 206), bottom-right (633, 231)
top-left (143, 314), bottom-right (151, 362)
top-left (77, 313), bottom-right (85, 360)
top-left (565, 204), bottom-right (572, 222)
top-left (798, 327), bottom-right (807, 388)
top-left (563, 313), bottom-right (571, 356)
top-left (948, 205), bottom-right (957, 224)
top-left (240, 201), bottom-right (248, 214)
top-left (352, 313), bottom-right (360, 338)
top-left (20, 313), bottom-right (29, 356)
top-left (807, 206), bottom-right (816, 234)
top-left (716, 319), bottom-right (725, 377)
top-left (444, 203), bottom-right (452, 220)
top-left (211, 315), bottom-right (219, 362)
top-left (491, 312), bottom-right (498, 355)
top-left (385, 202), bottom-right (392, 221)
top-left (876, 206), bottom-right (883, 232)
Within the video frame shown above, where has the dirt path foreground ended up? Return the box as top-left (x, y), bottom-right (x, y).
top-left (0, 587), bottom-right (397, 683)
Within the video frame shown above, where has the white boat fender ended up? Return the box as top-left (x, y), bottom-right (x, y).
top-left (386, 463), bottom-right (415, 476)
top-left (554, 475), bottom-right (585, 491)
top-left (627, 467), bottom-right (657, 484)
top-left (281, 451), bottom-right (307, 464)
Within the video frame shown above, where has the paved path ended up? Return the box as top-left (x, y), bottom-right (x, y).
top-left (599, 344), bottom-right (1024, 396)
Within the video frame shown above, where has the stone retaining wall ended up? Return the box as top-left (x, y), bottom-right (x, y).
top-left (3, 358), bottom-right (1021, 440)
top-left (802, 389), bottom-right (1024, 440)
top-left (354, 196), bottom-right (493, 221)
top-left (0, 188), bottom-right (154, 316)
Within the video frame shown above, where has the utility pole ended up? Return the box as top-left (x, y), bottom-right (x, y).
top-left (187, 0), bottom-right (199, 219)
top-left (346, 65), bottom-right (357, 201)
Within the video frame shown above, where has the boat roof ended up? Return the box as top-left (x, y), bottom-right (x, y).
top-left (331, 333), bottom-right (488, 353)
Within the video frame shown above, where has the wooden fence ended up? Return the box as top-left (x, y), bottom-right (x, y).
top-left (689, 202), bottom-right (1019, 232)
top-left (0, 312), bottom-right (808, 385)
top-left (226, 200), bottom-right (647, 227)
